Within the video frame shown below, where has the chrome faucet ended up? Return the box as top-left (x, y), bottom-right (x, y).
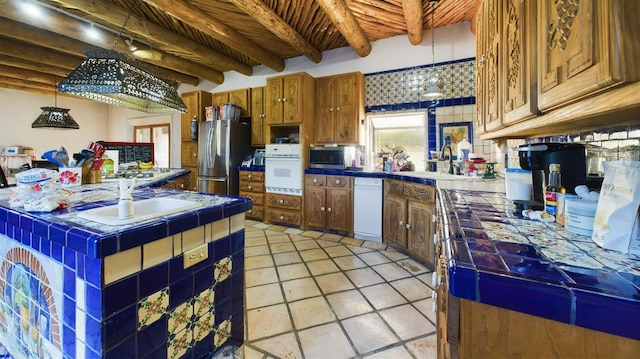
top-left (440, 144), bottom-right (454, 174)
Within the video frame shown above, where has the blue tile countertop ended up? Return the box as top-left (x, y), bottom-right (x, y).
top-left (437, 189), bottom-right (640, 341)
top-left (0, 169), bottom-right (251, 259)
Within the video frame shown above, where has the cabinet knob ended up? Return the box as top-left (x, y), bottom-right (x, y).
top-left (313, 178), bottom-right (318, 183)
top-left (193, 152), bottom-right (197, 157)
top-left (327, 207), bottom-right (332, 212)
top-left (336, 107), bottom-right (341, 111)
top-left (248, 185), bottom-right (252, 190)
top-left (278, 98), bottom-right (282, 102)
top-left (335, 179), bottom-right (340, 185)
top-left (248, 174), bottom-right (253, 179)
top-left (280, 215), bottom-right (284, 220)
top-left (249, 209), bottom-right (253, 213)
top-left (282, 97), bottom-right (287, 102)
top-left (321, 206), bottom-right (325, 211)
top-left (406, 223), bottom-right (411, 230)
top-left (329, 107), bottom-right (333, 112)
top-left (180, 183), bottom-right (184, 189)
top-left (399, 220), bottom-right (404, 226)
top-left (279, 199), bottom-right (284, 204)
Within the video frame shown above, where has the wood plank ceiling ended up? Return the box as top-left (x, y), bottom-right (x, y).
top-left (0, 0), bottom-right (479, 96)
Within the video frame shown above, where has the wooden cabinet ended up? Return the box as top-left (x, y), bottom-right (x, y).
top-left (476, 0), bottom-right (502, 133)
top-left (264, 193), bottom-right (303, 226)
top-left (180, 91), bottom-right (211, 191)
top-left (250, 87), bottom-right (267, 146)
top-left (304, 175), bottom-right (353, 236)
top-left (315, 72), bottom-right (364, 145)
top-left (160, 172), bottom-right (191, 191)
top-left (239, 171), bottom-right (265, 221)
top-left (211, 88), bottom-right (251, 117)
top-left (265, 72), bottom-right (315, 125)
top-left (383, 179), bottom-right (436, 268)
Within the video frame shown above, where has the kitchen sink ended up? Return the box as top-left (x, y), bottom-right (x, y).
top-left (77, 197), bottom-right (202, 225)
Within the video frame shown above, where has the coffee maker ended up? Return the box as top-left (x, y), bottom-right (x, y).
top-left (517, 143), bottom-right (587, 210)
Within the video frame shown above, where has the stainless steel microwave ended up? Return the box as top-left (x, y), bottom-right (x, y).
top-left (309, 146), bottom-right (350, 169)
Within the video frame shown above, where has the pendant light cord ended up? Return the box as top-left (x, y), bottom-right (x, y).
top-left (111, 0), bottom-right (140, 50)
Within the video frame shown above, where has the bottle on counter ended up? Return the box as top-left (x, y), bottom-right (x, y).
top-left (544, 163), bottom-right (566, 222)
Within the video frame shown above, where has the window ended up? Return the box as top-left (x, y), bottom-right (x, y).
top-left (367, 111), bottom-right (427, 171)
top-left (134, 124), bottom-right (170, 167)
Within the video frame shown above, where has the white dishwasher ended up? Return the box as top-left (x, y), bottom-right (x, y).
top-left (353, 177), bottom-right (383, 242)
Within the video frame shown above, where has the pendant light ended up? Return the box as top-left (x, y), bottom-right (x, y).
top-left (424, 0), bottom-right (444, 100)
top-left (58, 1), bottom-right (187, 114)
top-left (32, 76), bottom-right (80, 130)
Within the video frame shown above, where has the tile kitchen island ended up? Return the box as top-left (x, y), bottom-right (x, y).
top-left (0, 173), bottom-right (249, 359)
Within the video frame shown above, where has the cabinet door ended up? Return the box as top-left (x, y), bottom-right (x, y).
top-left (315, 77), bottom-right (335, 143)
top-left (282, 74), bottom-right (303, 124)
top-left (334, 73), bottom-right (361, 144)
top-left (250, 87), bottom-right (266, 146)
top-left (180, 91), bottom-right (211, 142)
top-left (475, 6), bottom-right (487, 135)
top-left (211, 92), bottom-right (228, 106)
top-left (265, 78), bottom-right (283, 125)
top-left (407, 200), bottom-right (436, 268)
top-left (383, 194), bottom-right (407, 248)
top-left (181, 142), bottom-right (198, 167)
top-left (484, 0), bottom-right (502, 132)
top-left (326, 187), bottom-right (352, 233)
top-left (305, 186), bottom-right (327, 229)
top-left (228, 88), bottom-right (251, 117)
top-left (502, 0), bottom-right (537, 125)
top-left (183, 166), bottom-right (197, 191)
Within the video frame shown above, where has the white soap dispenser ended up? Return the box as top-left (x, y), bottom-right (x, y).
top-left (118, 178), bottom-right (136, 219)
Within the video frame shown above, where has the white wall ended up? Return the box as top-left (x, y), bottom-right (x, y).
top-left (0, 21), bottom-right (475, 167)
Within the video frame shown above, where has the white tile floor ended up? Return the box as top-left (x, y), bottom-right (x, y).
top-left (242, 220), bottom-right (438, 359)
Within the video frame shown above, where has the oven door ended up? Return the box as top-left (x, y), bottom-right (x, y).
top-left (265, 157), bottom-right (303, 196)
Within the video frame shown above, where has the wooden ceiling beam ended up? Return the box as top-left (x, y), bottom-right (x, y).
top-left (0, 54), bottom-right (71, 78)
top-left (0, 9), bottom-right (203, 85)
top-left (142, 0), bottom-right (285, 72)
top-left (55, 0), bottom-right (252, 77)
top-left (0, 65), bottom-right (57, 86)
top-left (315, 0), bottom-right (372, 57)
top-left (227, 0), bottom-right (322, 63)
top-left (0, 37), bottom-right (83, 71)
top-left (0, 83), bottom-right (56, 96)
top-left (0, 75), bottom-right (58, 93)
top-left (403, 0), bottom-right (424, 45)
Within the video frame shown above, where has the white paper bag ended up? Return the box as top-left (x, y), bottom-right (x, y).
top-left (592, 160), bottom-right (640, 254)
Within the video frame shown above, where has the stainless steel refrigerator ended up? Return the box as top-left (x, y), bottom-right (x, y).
top-left (197, 120), bottom-right (252, 195)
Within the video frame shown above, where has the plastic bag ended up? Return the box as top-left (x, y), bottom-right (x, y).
top-left (9, 168), bottom-right (70, 212)
top-left (592, 160), bottom-right (640, 254)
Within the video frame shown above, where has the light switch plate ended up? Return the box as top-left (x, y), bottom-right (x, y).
top-left (184, 243), bottom-right (208, 269)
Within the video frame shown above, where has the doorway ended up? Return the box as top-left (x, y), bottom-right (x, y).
top-left (134, 124), bottom-right (170, 167)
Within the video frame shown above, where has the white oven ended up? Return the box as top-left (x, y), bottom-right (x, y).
top-left (265, 144), bottom-right (303, 196)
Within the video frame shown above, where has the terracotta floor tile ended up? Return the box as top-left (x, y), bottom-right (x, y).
top-left (267, 225), bottom-right (288, 232)
top-left (245, 236), bottom-right (268, 247)
top-left (340, 237), bottom-right (365, 246)
top-left (324, 246), bottom-right (353, 258)
top-left (273, 252), bottom-right (302, 266)
top-left (250, 333), bottom-right (302, 359)
top-left (306, 259), bottom-right (340, 276)
top-left (371, 262), bottom-right (413, 281)
top-left (242, 345), bottom-right (267, 359)
top-left (246, 304), bottom-right (292, 341)
top-left (246, 283), bottom-right (284, 309)
top-left (333, 255), bottom-right (368, 270)
top-left (299, 248), bottom-right (329, 262)
top-left (245, 267), bottom-right (279, 288)
top-left (413, 298), bottom-right (437, 324)
top-left (269, 242), bottom-right (296, 254)
top-left (293, 239), bottom-right (320, 251)
top-left (381, 250), bottom-right (410, 261)
top-left (245, 255), bottom-right (274, 271)
top-left (316, 239), bottom-right (342, 248)
top-left (277, 263), bottom-right (310, 281)
top-left (298, 323), bottom-right (355, 359)
top-left (326, 290), bottom-right (373, 319)
top-left (360, 283), bottom-right (407, 310)
top-left (362, 345), bottom-right (414, 359)
top-left (390, 277), bottom-right (431, 301)
top-left (345, 267), bottom-right (385, 288)
top-left (341, 313), bottom-right (398, 355)
top-left (358, 251), bottom-right (392, 266)
top-left (245, 230), bottom-right (266, 239)
top-left (347, 245), bottom-right (375, 254)
top-left (318, 232), bottom-right (343, 242)
top-left (315, 272), bottom-right (355, 294)
top-left (252, 222), bottom-right (273, 229)
top-left (406, 335), bottom-right (438, 359)
top-left (245, 245), bottom-right (270, 257)
top-left (283, 227), bottom-right (304, 235)
top-left (266, 234), bottom-right (292, 244)
top-left (397, 258), bottom-right (430, 275)
top-left (289, 296), bottom-right (336, 329)
top-left (300, 230), bottom-right (324, 238)
top-left (361, 241), bottom-right (388, 251)
top-left (380, 304), bottom-right (435, 340)
top-left (416, 272), bottom-right (436, 287)
top-left (281, 277), bottom-right (321, 302)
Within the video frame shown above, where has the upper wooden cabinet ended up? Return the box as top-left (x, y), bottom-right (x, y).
top-left (211, 88), bottom-right (251, 117)
top-left (250, 87), bottom-right (267, 146)
top-left (537, 0), bottom-right (640, 111)
top-left (180, 90), bottom-right (211, 142)
top-left (477, 0), bottom-right (502, 133)
top-left (265, 72), bottom-right (315, 125)
top-left (315, 72), bottom-right (364, 145)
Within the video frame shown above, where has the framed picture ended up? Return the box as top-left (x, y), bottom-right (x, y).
top-left (439, 122), bottom-right (473, 158)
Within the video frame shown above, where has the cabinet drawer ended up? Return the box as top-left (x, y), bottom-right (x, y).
top-left (305, 175), bottom-right (326, 186)
top-left (240, 182), bottom-right (264, 193)
top-left (240, 191), bottom-right (264, 206)
top-left (327, 176), bottom-right (351, 188)
top-left (265, 208), bottom-right (302, 226)
top-left (240, 171), bottom-right (264, 182)
top-left (266, 193), bottom-right (302, 210)
top-left (385, 179), bottom-right (436, 203)
top-left (247, 205), bottom-right (264, 220)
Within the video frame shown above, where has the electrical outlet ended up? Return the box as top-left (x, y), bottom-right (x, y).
top-left (184, 243), bottom-right (208, 269)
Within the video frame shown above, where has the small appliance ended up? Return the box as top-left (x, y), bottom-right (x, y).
top-left (309, 146), bottom-right (360, 170)
top-left (252, 149), bottom-right (266, 167)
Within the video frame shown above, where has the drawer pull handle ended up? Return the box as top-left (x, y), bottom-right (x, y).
top-left (335, 179), bottom-right (340, 184)
top-left (248, 174), bottom-right (253, 179)
top-left (399, 220), bottom-right (404, 226)
top-left (279, 199), bottom-right (284, 204)
top-left (313, 178), bottom-right (318, 183)
top-left (405, 223), bottom-right (411, 230)
top-left (321, 207), bottom-right (325, 211)
top-left (327, 207), bottom-right (332, 212)
top-left (248, 185), bottom-right (252, 190)
top-left (280, 215), bottom-right (284, 220)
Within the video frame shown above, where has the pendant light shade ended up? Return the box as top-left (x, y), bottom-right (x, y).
top-left (59, 49), bottom-right (187, 114)
top-left (31, 107), bottom-right (80, 130)
top-left (424, 0), bottom-right (444, 100)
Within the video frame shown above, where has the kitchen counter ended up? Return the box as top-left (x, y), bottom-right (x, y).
top-left (0, 175), bottom-right (248, 358)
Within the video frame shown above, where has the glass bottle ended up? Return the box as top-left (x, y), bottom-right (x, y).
top-left (544, 163), bottom-right (566, 219)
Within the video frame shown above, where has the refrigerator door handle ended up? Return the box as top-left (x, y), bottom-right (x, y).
top-left (207, 126), bottom-right (215, 168)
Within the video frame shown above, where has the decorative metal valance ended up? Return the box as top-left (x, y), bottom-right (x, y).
top-left (59, 49), bottom-right (187, 114)
top-left (31, 107), bottom-right (80, 129)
